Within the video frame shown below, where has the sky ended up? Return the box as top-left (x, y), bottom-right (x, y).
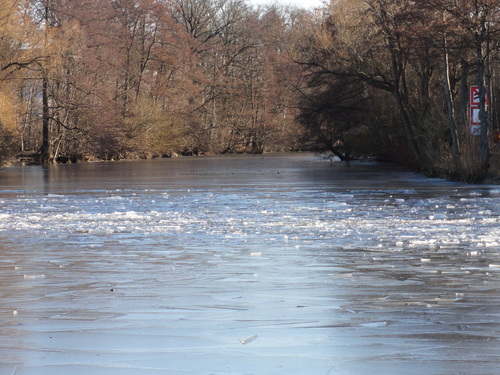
top-left (249, 0), bottom-right (325, 9)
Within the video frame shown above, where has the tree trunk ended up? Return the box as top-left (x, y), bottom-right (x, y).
top-left (385, 25), bottom-right (426, 168)
top-left (477, 58), bottom-right (490, 172)
top-left (40, 2), bottom-right (52, 164)
top-left (392, 82), bottom-right (425, 167)
top-left (458, 59), bottom-right (469, 134)
top-left (443, 35), bottom-right (461, 172)
top-left (40, 76), bottom-right (51, 164)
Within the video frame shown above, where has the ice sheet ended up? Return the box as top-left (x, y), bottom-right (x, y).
top-left (0, 154), bottom-right (498, 374)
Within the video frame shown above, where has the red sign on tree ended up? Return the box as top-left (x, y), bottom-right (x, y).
top-left (470, 85), bottom-right (489, 106)
top-left (470, 85), bottom-right (489, 134)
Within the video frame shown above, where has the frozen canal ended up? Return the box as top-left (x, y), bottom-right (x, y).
top-left (0, 153), bottom-right (499, 375)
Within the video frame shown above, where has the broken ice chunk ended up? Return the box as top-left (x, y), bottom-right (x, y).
top-left (239, 335), bottom-right (258, 344)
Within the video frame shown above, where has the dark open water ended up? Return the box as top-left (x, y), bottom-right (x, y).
top-left (0, 153), bottom-right (499, 374)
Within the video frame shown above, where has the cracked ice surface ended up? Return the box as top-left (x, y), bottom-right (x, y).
top-left (0, 153), bottom-right (499, 374)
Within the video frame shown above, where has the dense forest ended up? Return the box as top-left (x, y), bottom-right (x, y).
top-left (0, 0), bottom-right (498, 181)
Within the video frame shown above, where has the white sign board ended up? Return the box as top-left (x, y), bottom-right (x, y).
top-left (470, 107), bottom-right (480, 125)
top-left (470, 125), bottom-right (481, 136)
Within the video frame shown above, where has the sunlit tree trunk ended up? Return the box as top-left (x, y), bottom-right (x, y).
top-left (40, 76), bottom-right (51, 163)
top-left (40, 1), bottom-right (52, 164)
top-left (442, 34), bottom-right (461, 172)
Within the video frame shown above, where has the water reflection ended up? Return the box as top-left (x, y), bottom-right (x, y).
top-left (0, 154), bottom-right (498, 374)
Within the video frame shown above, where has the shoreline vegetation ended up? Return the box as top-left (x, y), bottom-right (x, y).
top-left (0, 0), bottom-right (498, 183)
